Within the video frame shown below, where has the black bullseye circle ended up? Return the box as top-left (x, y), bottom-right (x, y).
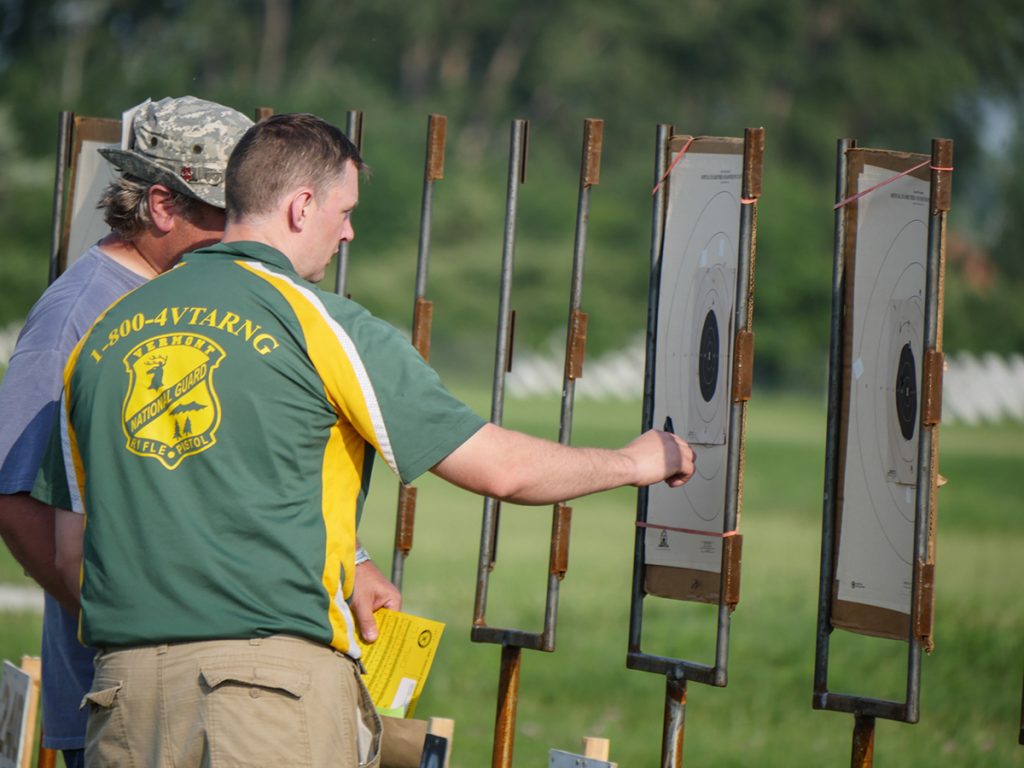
top-left (698, 310), bottom-right (719, 403)
top-left (894, 342), bottom-right (917, 441)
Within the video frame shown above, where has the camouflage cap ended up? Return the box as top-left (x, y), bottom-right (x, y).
top-left (99, 96), bottom-right (253, 209)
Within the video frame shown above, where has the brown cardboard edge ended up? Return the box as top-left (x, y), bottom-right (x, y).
top-left (832, 591), bottom-right (910, 641)
top-left (847, 147), bottom-right (930, 182)
top-left (74, 116), bottom-right (120, 144)
top-left (645, 564), bottom-right (720, 604)
top-left (668, 135), bottom-right (743, 155)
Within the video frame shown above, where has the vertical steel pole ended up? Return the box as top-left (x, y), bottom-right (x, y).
top-left (906, 138), bottom-right (952, 722)
top-left (335, 109), bottom-right (364, 296)
top-left (393, 114), bottom-right (447, 590)
top-left (712, 127), bottom-right (764, 684)
top-left (814, 138), bottom-right (856, 703)
top-left (662, 675), bottom-right (687, 768)
top-left (629, 123), bottom-right (672, 656)
top-left (474, 118), bottom-right (528, 627)
top-left (1019, 672), bottom-right (1023, 745)
top-left (555, 118), bottom-right (602, 444)
top-left (540, 118), bottom-right (603, 650)
top-left (48, 112), bottom-right (74, 285)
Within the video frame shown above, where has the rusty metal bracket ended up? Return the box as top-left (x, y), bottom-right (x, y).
top-left (565, 310), bottom-right (588, 380)
top-left (412, 297), bottom-right (434, 361)
top-left (922, 348), bottom-right (943, 427)
top-left (425, 114), bottom-right (447, 182)
top-left (549, 503), bottom-right (572, 578)
top-left (581, 119), bottom-right (603, 187)
top-left (505, 310), bottom-right (516, 373)
top-left (395, 485), bottom-right (416, 554)
top-left (743, 127), bottom-right (766, 201)
top-left (731, 329), bottom-right (754, 403)
top-left (722, 534), bottom-right (743, 608)
top-left (930, 138), bottom-right (953, 213)
top-left (913, 560), bottom-right (936, 650)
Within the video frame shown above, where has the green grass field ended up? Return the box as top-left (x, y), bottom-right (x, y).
top-left (2, 393), bottom-right (1022, 766)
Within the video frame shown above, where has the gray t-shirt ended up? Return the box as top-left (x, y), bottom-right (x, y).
top-left (0, 243), bottom-right (144, 749)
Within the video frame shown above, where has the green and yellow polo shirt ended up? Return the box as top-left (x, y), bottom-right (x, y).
top-left (33, 242), bottom-right (485, 656)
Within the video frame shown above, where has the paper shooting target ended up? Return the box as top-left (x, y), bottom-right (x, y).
top-left (837, 158), bottom-right (930, 616)
top-left (646, 141), bottom-right (743, 575)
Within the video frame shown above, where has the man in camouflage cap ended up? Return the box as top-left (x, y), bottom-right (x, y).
top-left (99, 95), bottom-right (246, 209)
top-left (0, 95), bottom-right (252, 768)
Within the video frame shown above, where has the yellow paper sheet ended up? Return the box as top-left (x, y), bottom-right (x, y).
top-left (355, 609), bottom-right (444, 718)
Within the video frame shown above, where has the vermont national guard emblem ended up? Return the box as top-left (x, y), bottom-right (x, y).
top-left (121, 333), bottom-right (225, 469)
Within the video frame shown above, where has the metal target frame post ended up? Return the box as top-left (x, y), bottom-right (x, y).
top-left (48, 111), bottom-right (74, 285)
top-left (627, 126), bottom-right (764, 767)
top-left (334, 109), bottom-right (364, 297)
top-left (48, 111), bottom-right (121, 284)
top-left (1019, 673), bottom-right (1023, 746)
top-left (471, 118), bottom-right (603, 768)
top-left (392, 114), bottom-right (448, 591)
top-left (812, 138), bottom-right (953, 766)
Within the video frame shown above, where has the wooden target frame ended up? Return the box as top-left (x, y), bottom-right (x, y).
top-left (814, 138), bottom-right (952, 731)
top-left (626, 125), bottom-right (763, 768)
top-left (628, 128), bottom-right (763, 684)
top-left (832, 149), bottom-right (941, 643)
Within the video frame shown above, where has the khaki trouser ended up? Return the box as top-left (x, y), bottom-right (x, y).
top-left (82, 635), bottom-right (381, 768)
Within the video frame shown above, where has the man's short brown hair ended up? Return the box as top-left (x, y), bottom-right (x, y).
top-left (225, 113), bottom-right (365, 221)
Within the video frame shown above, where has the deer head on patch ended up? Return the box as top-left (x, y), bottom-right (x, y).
top-left (145, 354), bottom-right (168, 391)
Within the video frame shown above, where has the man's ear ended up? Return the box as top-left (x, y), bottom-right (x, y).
top-left (287, 189), bottom-right (315, 233)
top-left (147, 185), bottom-right (177, 234)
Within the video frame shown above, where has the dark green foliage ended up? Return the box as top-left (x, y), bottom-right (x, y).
top-left (1, 0), bottom-right (1022, 387)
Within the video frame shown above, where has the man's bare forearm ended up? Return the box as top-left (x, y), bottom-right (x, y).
top-left (0, 492), bottom-right (79, 612)
top-left (432, 423), bottom-right (696, 505)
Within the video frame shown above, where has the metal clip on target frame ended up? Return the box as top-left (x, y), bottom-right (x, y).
top-left (392, 114), bottom-right (448, 590)
top-left (471, 118), bottom-right (604, 768)
top-left (812, 137), bottom-right (953, 767)
top-left (626, 125), bottom-right (764, 768)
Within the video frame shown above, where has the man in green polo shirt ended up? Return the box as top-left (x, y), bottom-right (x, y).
top-left (35, 112), bottom-right (696, 767)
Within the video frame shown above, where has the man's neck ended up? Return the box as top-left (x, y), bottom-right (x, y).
top-left (98, 233), bottom-right (167, 279)
top-left (222, 221), bottom-right (297, 268)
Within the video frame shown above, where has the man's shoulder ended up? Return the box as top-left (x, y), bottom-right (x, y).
top-left (17, 246), bottom-right (141, 354)
top-left (33, 246), bottom-right (139, 314)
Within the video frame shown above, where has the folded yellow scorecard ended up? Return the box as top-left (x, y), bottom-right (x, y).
top-left (356, 609), bottom-right (444, 718)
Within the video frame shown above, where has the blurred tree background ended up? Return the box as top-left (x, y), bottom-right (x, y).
top-left (0, 0), bottom-right (1021, 389)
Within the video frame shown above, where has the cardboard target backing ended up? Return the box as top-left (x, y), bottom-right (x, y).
top-left (644, 136), bottom-right (744, 603)
top-left (56, 116), bottom-right (120, 276)
top-left (832, 148), bottom-right (937, 640)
